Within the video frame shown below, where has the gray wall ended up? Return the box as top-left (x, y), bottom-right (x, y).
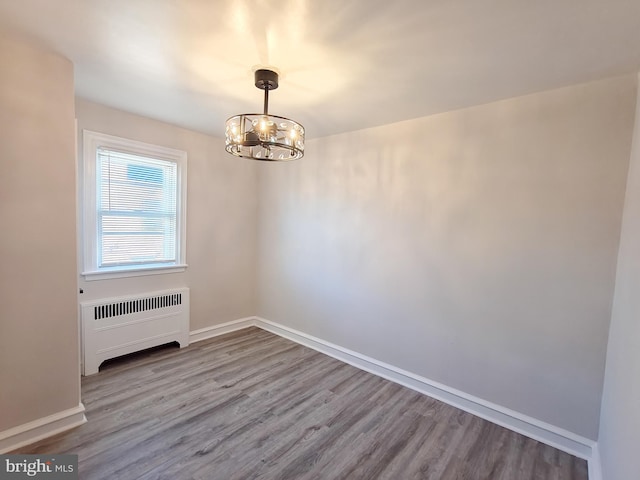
top-left (257, 75), bottom-right (637, 439)
top-left (0, 34), bottom-right (80, 430)
top-left (599, 75), bottom-right (640, 479)
top-left (2, 31), bottom-right (636, 452)
top-left (75, 99), bottom-right (260, 331)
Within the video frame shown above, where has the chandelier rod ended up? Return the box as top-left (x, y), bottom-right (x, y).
top-left (263, 86), bottom-right (269, 116)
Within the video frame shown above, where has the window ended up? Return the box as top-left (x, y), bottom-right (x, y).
top-left (82, 131), bottom-right (187, 279)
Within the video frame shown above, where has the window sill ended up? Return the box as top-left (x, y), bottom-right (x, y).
top-left (82, 264), bottom-right (188, 281)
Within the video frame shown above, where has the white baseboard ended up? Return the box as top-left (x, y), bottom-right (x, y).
top-left (0, 403), bottom-right (86, 454)
top-left (189, 317), bottom-right (255, 343)
top-left (6, 316), bottom-right (596, 470)
top-left (588, 443), bottom-right (602, 480)
top-left (193, 316), bottom-right (598, 470)
top-left (253, 317), bottom-right (596, 462)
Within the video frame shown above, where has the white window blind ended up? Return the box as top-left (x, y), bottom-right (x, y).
top-left (97, 148), bottom-right (178, 268)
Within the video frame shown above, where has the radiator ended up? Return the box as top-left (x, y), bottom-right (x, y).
top-left (81, 288), bottom-right (190, 375)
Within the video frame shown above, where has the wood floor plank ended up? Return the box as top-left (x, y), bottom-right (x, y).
top-left (15, 327), bottom-right (588, 480)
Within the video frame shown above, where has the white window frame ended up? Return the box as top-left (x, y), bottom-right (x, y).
top-left (81, 130), bottom-right (187, 280)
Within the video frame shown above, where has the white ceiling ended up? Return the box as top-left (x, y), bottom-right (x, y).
top-left (1, 0), bottom-right (640, 138)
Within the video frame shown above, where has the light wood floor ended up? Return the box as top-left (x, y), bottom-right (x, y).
top-left (19, 327), bottom-right (588, 479)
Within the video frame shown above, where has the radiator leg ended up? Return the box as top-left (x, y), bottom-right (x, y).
top-left (83, 358), bottom-right (100, 376)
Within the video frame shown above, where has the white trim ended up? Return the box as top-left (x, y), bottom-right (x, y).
top-left (3, 319), bottom-right (596, 464)
top-left (190, 317), bottom-right (256, 343)
top-left (0, 404), bottom-right (86, 454)
top-left (80, 130), bottom-right (188, 279)
top-left (588, 443), bottom-right (602, 480)
top-left (82, 264), bottom-right (188, 281)
top-left (253, 317), bottom-right (596, 461)
top-left (191, 316), bottom-right (598, 467)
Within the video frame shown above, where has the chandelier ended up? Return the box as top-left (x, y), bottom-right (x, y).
top-left (225, 69), bottom-right (305, 161)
